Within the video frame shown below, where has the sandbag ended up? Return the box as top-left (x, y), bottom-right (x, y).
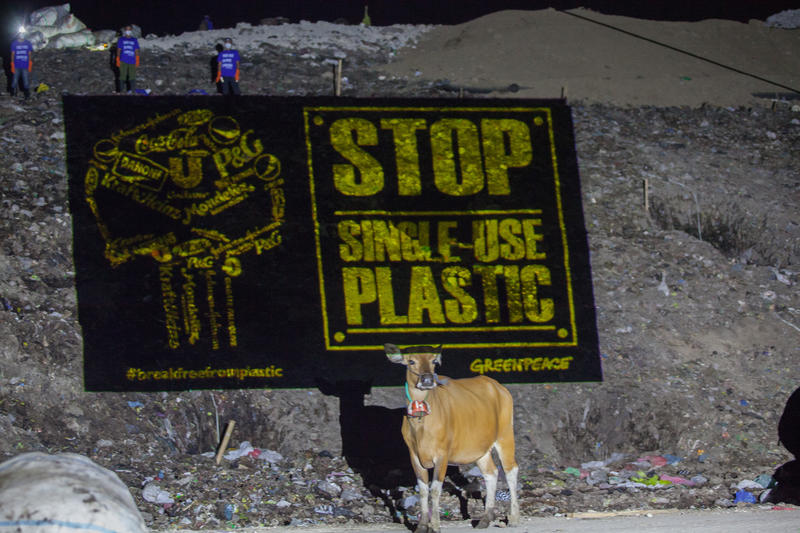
top-left (28, 3), bottom-right (71, 27)
top-left (25, 4), bottom-right (90, 50)
top-left (26, 31), bottom-right (48, 50)
top-left (57, 13), bottom-right (87, 34)
top-left (50, 29), bottom-right (96, 49)
top-left (0, 452), bottom-right (148, 533)
top-left (93, 29), bottom-right (118, 44)
top-left (26, 24), bottom-right (63, 40)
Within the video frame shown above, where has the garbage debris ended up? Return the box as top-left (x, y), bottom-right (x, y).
top-left (142, 482), bottom-right (174, 504)
top-left (24, 4), bottom-right (94, 50)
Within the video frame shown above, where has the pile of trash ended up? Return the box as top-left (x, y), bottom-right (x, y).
top-left (556, 453), bottom-right (783, 507)
top-left (766, 9), bottom-right (800, 28)
top-left (23, 3), bottom-right (95, 50)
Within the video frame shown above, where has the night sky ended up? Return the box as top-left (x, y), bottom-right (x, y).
top-left (2, 0), bottom-right (797, 39)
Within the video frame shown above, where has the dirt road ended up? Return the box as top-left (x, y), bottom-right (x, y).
top-left (174, 508), bottom-right (799, 533)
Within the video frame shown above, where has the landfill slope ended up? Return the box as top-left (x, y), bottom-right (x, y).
top-left (1, 10), bottom-right (799, 529)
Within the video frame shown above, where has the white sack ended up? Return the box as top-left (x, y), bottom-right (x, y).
top-left (0, 452), bottom-right (148, 533)
top-left (57, 13), bottom-right (87, 34)
top-left (28, 3), bottom-right (71, 27)
top-left (51, 29), bottom-right (96, 49)
top-left (93, 29), bottom-right (119, 44)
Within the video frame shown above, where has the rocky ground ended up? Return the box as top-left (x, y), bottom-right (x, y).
top-left (1, 17), bottom-right (799, 530)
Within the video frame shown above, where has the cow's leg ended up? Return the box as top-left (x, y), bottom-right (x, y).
top-left (475, 451), bottom-right (497, 528)
top-left (429, 458), bottom-right (447, 533)
top-left (496, 428), bottom-right (520, 525)
top-left (410, 454), bottom-right (432, 533)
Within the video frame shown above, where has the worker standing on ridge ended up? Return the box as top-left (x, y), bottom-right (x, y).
top-left (199, 15), bottom-right (213, 31)
top-left (116, 25), bottom-right (140, 93)
top-left (10, 30), bottom-right (33, 100)
top-left (215, 38), bottom-right (241, 96)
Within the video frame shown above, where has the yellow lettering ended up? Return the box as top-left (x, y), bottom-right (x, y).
top-left (437, 220), bottom-right (460, 262)
top-left (169, 155), bottom-right (203, 189)
top-left (338, 220), bottom-right (362, 261)
top-left (361, 220), bottom-right (375, 261)
top-left (523, 219), bottom-right (546, 260)
top-left (441, 266), bottom-right (477, 324)
top-left (330, 118), bottom-right (384, 196)
top-left (470, 359), bottom-right (485, 374)
top-left (473, 265), bottom-right (503, 323)
top-left (430, 118), bottom-right (484, 196)
top-left (376, 267), bottom-right (407, 324)
top-left (372, 220), bottom-right (402, 261)
top-left (341, 267), bottom-right (376, 325)
top-left (521, 264), bottom-right (554, 322)
top-left (398, 221), bottom-right (430, 261)
top-left (499, 218), bottom-right (525, 260)
top-left (481, 119), bottom-right (532, 195)
top-left (408, 266), bottom-right (445, 324)
top-left (473, 219), bottom-right (499, 262)
top-left (381, 118), bottom-right (426, 196)
top-left (503, 265), bottom-right (524, 323)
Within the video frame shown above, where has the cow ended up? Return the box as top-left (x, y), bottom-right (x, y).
top-left (385, 343), bottom-right (519, 533)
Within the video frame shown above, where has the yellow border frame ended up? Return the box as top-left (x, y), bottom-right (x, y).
top-left (303, 106), bottom-right (578, 351)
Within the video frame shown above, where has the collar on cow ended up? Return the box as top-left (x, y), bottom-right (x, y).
top-left (405, 382), bottom-right (430, 417)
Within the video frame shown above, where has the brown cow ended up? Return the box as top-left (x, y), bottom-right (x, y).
top-left (386, 343), bottom-right (519, 533)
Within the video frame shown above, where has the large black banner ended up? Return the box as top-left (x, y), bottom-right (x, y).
top-left (64, 96), bottom-right (601, 391)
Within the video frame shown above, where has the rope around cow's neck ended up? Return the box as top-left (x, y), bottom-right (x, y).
top-left (405, 381), bottom-right (429, 403)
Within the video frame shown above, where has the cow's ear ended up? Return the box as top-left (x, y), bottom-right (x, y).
top-left (385, 343), bottom-right (406, 365)
top-left (433, 345), bottom-right (442, 365)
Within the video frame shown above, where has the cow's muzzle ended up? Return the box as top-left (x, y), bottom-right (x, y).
top-left (417, 373), bottom-right (437, 390)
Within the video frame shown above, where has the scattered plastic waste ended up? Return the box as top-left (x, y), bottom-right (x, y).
top-left (735, 479), bottom-right (764, 491)
top-left (224, 440), bottom-right (256, 460)
top-left (638, 455), bottom-right (668, 467)
top-left (141, 482), bottom-right (174, 504)
top-left (754, 474), bottom-right (776, 488)
top-left (733, 489), bottom-right (757, 504)
top-left (659, 474), bottom-right (694, 486)
top-left (222, 441), bottom-right (283, 463)
top-left (631, 472), bottom-right (671, 486)
top-left (402, 494), bottom-right (420, 509)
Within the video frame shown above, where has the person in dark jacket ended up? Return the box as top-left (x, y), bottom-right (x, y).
top-left (199, 15), bottom-right (213, 31)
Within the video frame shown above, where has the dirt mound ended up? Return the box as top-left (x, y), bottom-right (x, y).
top-left (380, 8), bottom-right (800, 107)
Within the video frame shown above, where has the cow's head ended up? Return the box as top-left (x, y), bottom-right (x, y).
top-left (385, 343), bottom-right (442, 390)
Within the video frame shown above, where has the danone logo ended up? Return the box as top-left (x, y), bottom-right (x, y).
top-left (304, 106), bottom-right (589, 355)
